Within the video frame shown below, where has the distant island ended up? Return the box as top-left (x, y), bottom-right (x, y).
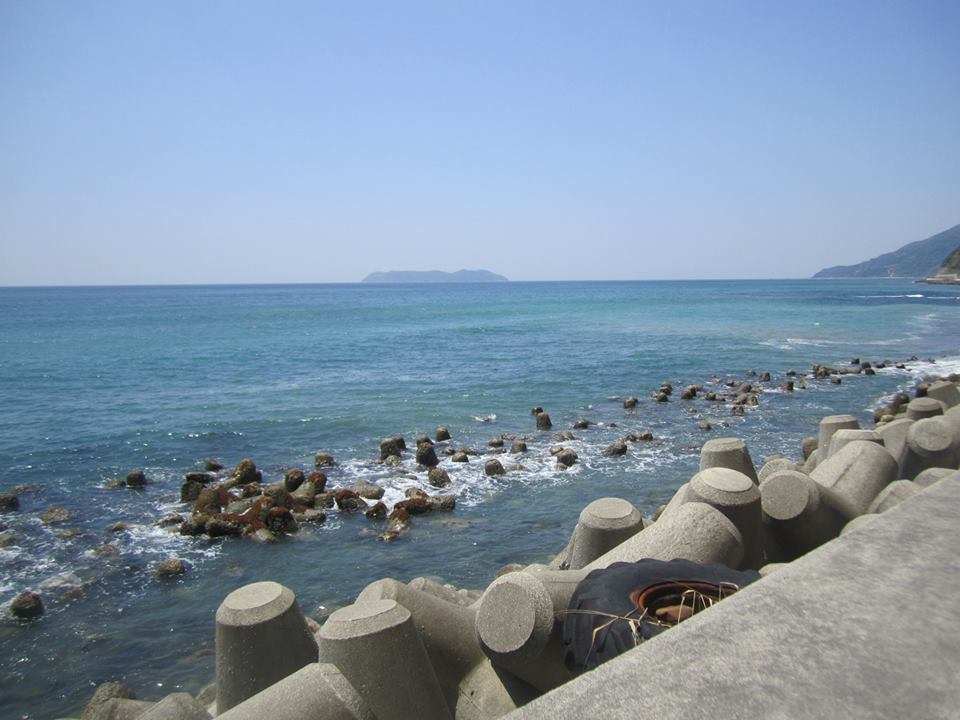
top-left (813, 223), bottom-right (960, 279)
top-left (362, 269), bottom-right (509, 283)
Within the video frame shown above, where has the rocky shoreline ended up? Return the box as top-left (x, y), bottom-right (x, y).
top-left (33, 357), bottom-right (960, 720)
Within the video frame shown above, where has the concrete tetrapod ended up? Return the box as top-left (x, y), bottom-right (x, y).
top-left (867, 480), bottom-right (921, 514)
top-left (685, 467), bottom-right (762, 568)
top-left (699, 437), bottom-right (759, 484)
top-left (566, 498), bottom-right (644, 569)
top-left (925, 380), bottom-right (960, 409)
top-left (914, 467), bottom-right (958, 489)
top-left (136, 693), bottom-right (210, 720)
top-left (818, 415), bottom-right (860, 458)
top-left (899, 417), bottom-right (958, 480)
top-left (905, 397), bottom-right (945, 420)
top-left (585, 501), bottom-right (745, 571)
top-left (318, 599), bottom-right (452, 720)
top-left (760, 470), bottom-right (843, 560)
top-left (758, 458), bottom-right (799, 483)
top-left (876, 418), bottom-right (915, 466)
top-left (810, 440), bottom-right (898, 520)
top-left (356, 578), bottom-right (537, 719)
top-left (828, 429), bottom-right (883, 458)
top-left (215, 581), bottom-right (318, 714)
top-left (215, 663), bottom-right (375, 720)
top-left (474, 569), bottom-right (586, 693)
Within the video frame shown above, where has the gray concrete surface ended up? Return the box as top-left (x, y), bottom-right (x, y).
top-left (507, 473), bottom-right (960, 720)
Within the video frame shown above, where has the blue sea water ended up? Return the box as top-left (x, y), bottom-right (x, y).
top-left (1, 279), bottom-right (959, 719)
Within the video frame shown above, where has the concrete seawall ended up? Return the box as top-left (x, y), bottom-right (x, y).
top-left (508, 473), bottom-right (960, 719)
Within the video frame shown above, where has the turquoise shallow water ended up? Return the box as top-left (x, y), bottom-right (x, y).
top-left (1, 279), bottom-right (959, 718)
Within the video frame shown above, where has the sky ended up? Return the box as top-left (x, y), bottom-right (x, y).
top-left (1, 1), bottom-right (958, 285)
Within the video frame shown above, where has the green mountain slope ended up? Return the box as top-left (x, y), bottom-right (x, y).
top-left (813, 224), bottom-right (960, 278)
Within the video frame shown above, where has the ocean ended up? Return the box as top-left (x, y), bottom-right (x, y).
top-left (1, 279), bottom-right (959, 719)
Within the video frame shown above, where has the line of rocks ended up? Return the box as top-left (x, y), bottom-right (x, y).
top-left (69, 370), bottom-right (960, 719)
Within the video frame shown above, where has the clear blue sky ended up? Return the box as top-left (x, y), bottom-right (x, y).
top-left (1, 1), bottom-right (958, 284)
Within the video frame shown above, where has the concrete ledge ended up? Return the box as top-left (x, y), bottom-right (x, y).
top-left (509, 473), bottom-right (960, 720)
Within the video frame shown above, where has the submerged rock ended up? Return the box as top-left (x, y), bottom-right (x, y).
top-left (124, 470), bottom-right (148, 488)
top-left (510, 440), bottom-right (528, 454)
top-left (0, 493), bottom-right (19, 512)
top-left (484, 459), bottom-right (506, 476)
top-left (314, 452), bottom-right (336, 467)
top-left (81, 682), bottom-right (137, 720)
top-left (41, 506), bottom-right (70, 524)
top-left (603, 440), bottom-right (628, 457)
top-left (155, 558), bottom-right (187, 578)
top-left (428, 467), bottom-right (451, 488)
top-left (10, 591), bottom-right (44, 620)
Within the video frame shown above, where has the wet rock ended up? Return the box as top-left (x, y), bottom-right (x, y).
top-left (395, 497), bottom-right (431, 515)
top-left (746, 369), bottom-right (757, 377)
top-left (305, 471), bottom-right (327, 492)
top-left (0, 493), bottom-right (19, 512)
top-left (660, 382), bottom-right (674, 395)
top-left (240, 482), bottom-right (262, 498)
top-left (266, 506), bottom-right (298, 534)
top-left (554, 431), bottom-right (576, 441)
top-left (204, 459), bottom-right (223, 472)
top-left (365, 502), bottom-right (387, 520)
top-left (0, 532), bottom-right (16, 548)
top-left (387, 507), bottom-right (411, 531)
top-left (179, 515), bottom-right (208, 536)
top-left (573, 419), bottom-right (593, 430)
top-left (284, 469), bottom-right (305, 492)
top-left (81, 681), bottom-right (136, 720)
top-left (314, 452), bottom-right (336, 467)
top-left (314, 492), bottom-right (334, 509)
top-left (531, 406), bottom-right (544, 415)
top-left (510, 440), bottom-right (528, 453)
top-left (184, 471), bottom-right (214, 485)
top-left (155, 558), bottom-right (187, 578)
top-left (384, 454), bottom-right (404, 466)
top-left (94, 543), bottom-right (120, 557)
top-left (623, 396), bottom-right (639, 409)
top-left (801, 436), bottom-right (818, 459)
top-left (250, 528), bottom-right (277, 544)
top-left (417, 434), bottom-right (434, 446)
top-left (292, 508), bottom-right (326, 524)
top-left (831, 377), bottom-right (842, 385)
top-left (405, 488), bottom-right (428, 499)
top-left (864, 367), bottom-right (876, 375)
top-left (205, 517), bottom-right (243, 538)
top-left (428, 467), bottom-right (451, 488)
top-left (786, 369), bottom-right (797, 376)
top-left (732, 405), bottom-right (745, 416)
top-left (556, 448), bottom-right (578, 468)
top-left (334, 489), bottom-right (367, 511)
top-left (291, 480), bottom-right (317, 507)
top-left (415, 441), bottom-right (440, 468)
top-left (759, 371), bottom-right (771, 382)
top-left (378, 530), bottom-right (401, 542)
top-left (626, 431), bottom-right (654, 442)
top-left (698, 421), bottom-right (713, 431)
top-left (680, 385), bottom-right (697, 400)
top-left (41, 506), bottom-right (70, 524)
top-left (380, 436), bottom-right (406, 460)
top-left (536, 412), bottom-right (553, 430)
top-left (263, 485), bottom-right (294, 508)
top-left (436, 426), bottom-right (451, 442)
top-left (655, 391), bottom-right (669, 403)
top-left (781, 380), bottom-right (794, 392)
top-left (180, 481), bottom-right (203, 503)
top-left (603, 440), bottom-right (628, 457)
top-left (108, 522), bottom-right (128, 533)
top-left (225, 497), bottom-right (257, 515)
top-left (124, 470), bottom-right (148, 488)
top-left (157, 514), bottom-right (185, 528)
top-left (352, 480), bottom-right (385, 500)
top-left (484, 459), bottom-right (506, 476)
top-left (233, 458), bottom-right (261, 484)
top-left (705, 391), bottom-right (719, 401)
top-left (488, 435), bottom-right (505, 447)
top-left (193, 487), bottom-right (226, 516)
top-left (10, 591), bottom-right (44, 620)
top-left (428, 495), bottom-right (456, 512)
